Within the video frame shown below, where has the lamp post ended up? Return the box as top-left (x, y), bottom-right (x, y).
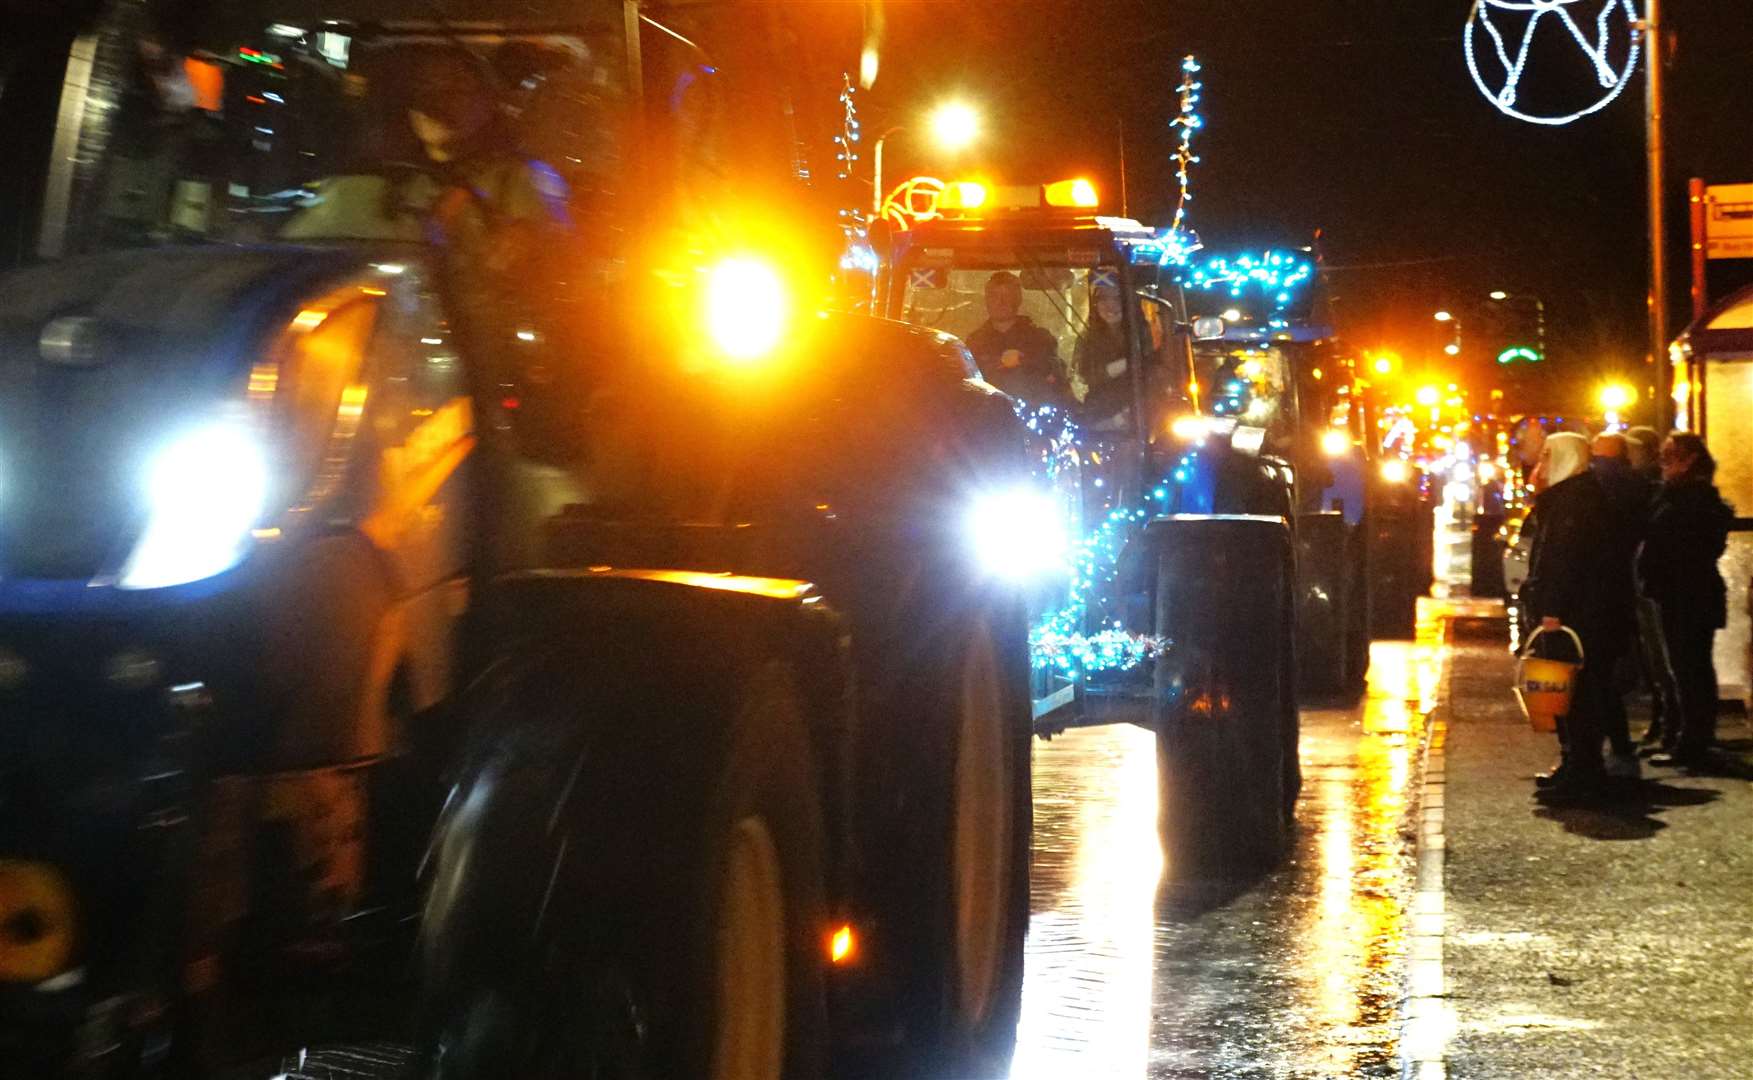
top-left (1435, 310), bottom-right (1461, 358)
top-left (872, 101), bottom-right (981, 214)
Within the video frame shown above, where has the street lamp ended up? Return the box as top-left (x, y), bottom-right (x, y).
top-left (1435, 309), bottom-right (1462, 358)
top-left (928, 101), bottom-right (980, 151)
top-left (872, 100), bottom-right (982, 213)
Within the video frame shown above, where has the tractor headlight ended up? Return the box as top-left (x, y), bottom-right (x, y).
top-left (706, 256), bottom-right (789, 363)
top-left (966, 485), bottom-right (1069, 580)
top-left (118, 418), bottom-right (270, 590)
top-left (1379, 459), bottom-right (1410, 484)
top-left (1320, 428), bottom-right (1350, 457)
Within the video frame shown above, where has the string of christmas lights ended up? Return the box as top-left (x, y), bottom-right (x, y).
top-left (834, 74), bottom-right (878, 276)
top-left (1018, 404), bottom-right (1166, 680)
top-left (1168, 55), bottom-right (1204, 237)
top-left (1179, 249), bottom-right (1316, 311)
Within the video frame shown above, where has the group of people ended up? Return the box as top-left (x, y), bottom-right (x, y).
top-left (964, 271), bottom-right (1138, 428)
top-left (1521, 425), bottom-right (1735, 803)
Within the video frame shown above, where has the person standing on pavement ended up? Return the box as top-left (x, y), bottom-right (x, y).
top-left (1588, 432), bottom-right (1651, 768)
top-left (1523, 432), bottom-right (1637, 800)
top-left (1626, 426), bottom-right (1663, 484)
top-left (1636, 434), bottom-right (1734, 769)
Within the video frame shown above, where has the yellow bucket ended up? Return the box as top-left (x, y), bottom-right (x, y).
top-left (1514, 625), bottom-right (1584, 733)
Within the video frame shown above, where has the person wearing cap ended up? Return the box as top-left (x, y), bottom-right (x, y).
top-left (1522, 432), bottom-right (1636, 802)
top-left (966, 272), bottom-right (1068, 406)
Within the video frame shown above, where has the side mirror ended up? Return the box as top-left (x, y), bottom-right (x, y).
top-left (1191, 316), bottom-right (1227, 341)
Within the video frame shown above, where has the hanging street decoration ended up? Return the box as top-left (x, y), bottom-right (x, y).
top-left (1463, 0), bottom-right (1641, 127)
top-left (1168, 55), bottom-right (1204, 236)
top-left (833, 74), bottom-right (879, 278)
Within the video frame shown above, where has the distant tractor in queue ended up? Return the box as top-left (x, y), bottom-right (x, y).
top-left (878, 188), bottom-right (1385, 872)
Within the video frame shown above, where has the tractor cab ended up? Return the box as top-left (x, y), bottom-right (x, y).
top-left (880, 186), bottom-right (1204, 509)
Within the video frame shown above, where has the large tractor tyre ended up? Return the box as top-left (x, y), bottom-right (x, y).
top-left (867, 611), bottom-right (1032, 1079)
top-left (418, 661), bottom-right (829, 1080)
top-left (1295, 512), bottom-right (1354, 703)
top-left (1151, 517), bottom-right (1294, 877)
top-left (1343, 521), bottom-right (1372, 698)
top-left (1368, 513), bottom-right (1420, 641)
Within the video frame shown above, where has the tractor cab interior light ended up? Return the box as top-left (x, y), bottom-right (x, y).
top-left (1043, 178), bottom-right (1099, 208)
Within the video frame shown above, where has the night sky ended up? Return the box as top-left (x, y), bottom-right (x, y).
top-left (867, 0), bottom-right (1753, 401)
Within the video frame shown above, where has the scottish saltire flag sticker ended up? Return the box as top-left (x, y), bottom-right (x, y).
top-left (1090, 268), bottom-right (1120, 290)
top-left (909, 267), bottom-right (947, 290)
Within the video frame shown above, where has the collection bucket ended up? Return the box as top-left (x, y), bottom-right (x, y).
top-left (1514, 625), bottom-right (1583, 733)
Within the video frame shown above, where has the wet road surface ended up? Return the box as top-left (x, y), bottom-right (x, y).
top-left (1008, 615), bottom-right (1450, 1078)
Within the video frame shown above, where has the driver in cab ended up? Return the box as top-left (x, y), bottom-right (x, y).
top-left (283, 44), bottom-right (571, 263)
top-left (965, 271), bottom-right (1069, 406)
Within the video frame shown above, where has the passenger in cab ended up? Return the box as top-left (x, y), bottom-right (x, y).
top-left (1074, 282), bottom-right (1134, 430)
top-left (966, 271), bottom-right (1069, 406)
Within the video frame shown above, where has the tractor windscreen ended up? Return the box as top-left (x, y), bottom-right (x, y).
top-left (1192, 344), bottom-right (1296, 441)
top-left (32, 3), bottom-right (628, 259)
top-left (900, 256), bottom-right (1166, 405)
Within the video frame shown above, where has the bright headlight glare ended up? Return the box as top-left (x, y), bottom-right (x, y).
top-left (118, 419), bottom-right (270, 590)
top-left (706, 256), bottom-right (789, 362)
top-left (1320, 428), bottom-right (1350, 457)
top-left (1379, 459), bottom-right (1410, 484)
top-left (967, 487), bottom-right (1069, 580)
top-left (1169, 415), bottom-right (1210, 442)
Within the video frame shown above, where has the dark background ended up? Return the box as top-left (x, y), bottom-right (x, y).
top-left (864, 0), bottom-right (1753, 409)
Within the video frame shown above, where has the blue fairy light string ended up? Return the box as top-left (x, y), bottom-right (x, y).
top-left (1017, 404), bottom-right (1165, 680)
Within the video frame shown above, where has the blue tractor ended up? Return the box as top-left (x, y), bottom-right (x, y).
top-left (880, 195), bottom-right (1383, 870)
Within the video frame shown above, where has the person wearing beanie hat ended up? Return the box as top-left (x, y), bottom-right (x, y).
top-left (1522, 432), bottom-right (1637, 802)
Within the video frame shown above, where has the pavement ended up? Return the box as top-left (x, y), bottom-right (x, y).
top-left (1438, 607), bottom-right (1753, 1079)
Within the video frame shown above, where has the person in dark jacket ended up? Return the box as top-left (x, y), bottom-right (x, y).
top-left (966, 272), bottom-right (1068, 406)
top-left (1589, 432), bottom-right (1653, 770)
top-left (1625, 427), bottom-right (1661, 479)
top-left (1636, 434), bottom-right (1734, 768)
top-left (1523, 433), bottom-right (1636, 801)
top-left (1073, 283), bottom-right (1135, 429)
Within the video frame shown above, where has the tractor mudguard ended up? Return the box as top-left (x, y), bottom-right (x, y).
top-left (456, 568), bottom-right (858, 894)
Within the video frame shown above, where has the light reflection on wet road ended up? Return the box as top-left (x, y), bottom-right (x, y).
top-left (1009, 608), bottom-right (1450, 1079)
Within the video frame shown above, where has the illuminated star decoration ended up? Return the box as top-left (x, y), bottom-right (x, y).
top-left (1463, 0), bottom-right (1641, 126)
top-left (835, 74), bottom-right (879, 276)
top-left (1018, 404), bottom-right (1166, 679)
top-left (1169, 55), bottom-right (1203, 236)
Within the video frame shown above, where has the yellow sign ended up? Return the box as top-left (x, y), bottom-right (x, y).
top-left (1706, 183), bottom-right (1753, 261)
